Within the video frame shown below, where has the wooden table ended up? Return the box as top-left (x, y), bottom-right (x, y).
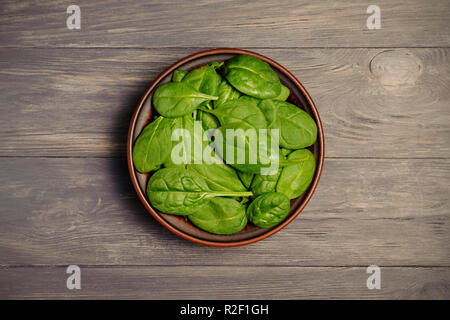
top-left (0, 0), bottom-right (449, 299)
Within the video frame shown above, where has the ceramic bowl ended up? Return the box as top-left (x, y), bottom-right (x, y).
top-left (127, 48), bottom-right (324, 247)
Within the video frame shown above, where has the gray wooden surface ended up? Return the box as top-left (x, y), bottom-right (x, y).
top-left (0, 0), bottom-right (449, 299)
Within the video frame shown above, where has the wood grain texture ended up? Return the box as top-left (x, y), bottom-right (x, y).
top-left (1, 0), bottom-right (449, 48)
top-left (1, 48), bottom-right (449, 157)
top-left (1, 0), bottom-right (449, 299)
top-left (0, 157), bottom-right (448, 266)
top-left (0, 266), bottom-right (448, 299)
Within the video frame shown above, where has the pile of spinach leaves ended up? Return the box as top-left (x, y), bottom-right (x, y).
top-left (133, 55), bottom-right (317, 234)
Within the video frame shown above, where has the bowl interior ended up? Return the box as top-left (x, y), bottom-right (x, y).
top-left (131, 51), bottom-right (322, 244)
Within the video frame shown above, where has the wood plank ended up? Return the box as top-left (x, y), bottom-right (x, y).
top-left (0, 157), bottom-right (448, 266)
top-left (1, 0), bottom-right (449, 48)
top-left (0, 266), bottom-right (448, 299)
top-left (0, 48), bottom-right (449, 157)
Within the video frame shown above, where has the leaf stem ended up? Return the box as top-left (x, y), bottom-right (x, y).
top-left (198, 93), bottom-right (219, 100)
top-left (198, 106), bottom-right (213, 113)
top-left (207, 191), bottom-right (253, 198)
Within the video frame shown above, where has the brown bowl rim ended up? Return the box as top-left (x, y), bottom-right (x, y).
top-left (127, 48), bottom-right (325, 247)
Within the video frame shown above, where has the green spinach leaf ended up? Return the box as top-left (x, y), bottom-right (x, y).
top-left (132, 116), bottom-right (175, 173)
top-left (238, 171), bottom-right (254, 189)
top-left (250, 169), bottom-right (281, 196)
top-left (223, 55), bottom-right (281, 99)
top-left (147, 167), bottom-right (253, 215)
top-left (249, 147), bottom-right (290, 195)
top-left (153, 82), bottom-right (218, 118)
top-left (280, 148), bottom-right (292, 157)
top-left (172, 70), bottom-right (189, 82)
top-left (163, 114), bottom-right (223, 168)
top-left (237, 95), bottom-right (260, 107)
top-left (276, 149), bottom-right (316, 199)
top-left (200, 99), bottom-right (267, 129)
top-left (197, 102), bottom-right (219, 130)
top-left (217, 124), bottom-right (279, 174)
top-left (201, 98), bottom-right (272, 174)
top-left (181, 64), bottom-right (221, 96)
top-left (258, 100), bottom-right (317, 149)
top-left (197, 110), bottom-right (219, 130)
top-left (274, 84), bottom-right (290, 101)
top-left (247, 192), bottom-right (290, 228)
top-left (163, 115), bottom-right (198, 167)
top-left (214, 80), bottom-right (241, 108)
top-left (188, 163), bottom-right (247, 192)
top-left (188, 197), bottom-right (247, 234)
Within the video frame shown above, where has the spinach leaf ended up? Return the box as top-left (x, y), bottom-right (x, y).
top-left (238, 171), bottom-right (254, 189)
top-left (188, 163), bottom-right (247, 192)
top-left (200, 99), bottom-right (267, 129)
top-left (276, 149), bottom-right (316, 199)
top-left (214, 80), bottom-right (241, 108)
top-left (237, 95), bottom-right (260, 107)
top-left (181, 64), bottom-right (221, 96)
top-left (180, 65), bottom-right (221, 125)
top-left (249, 147), bottom-right (290, 195)
top-left (147, 167), bottom-right (253, 215)
top-left (280, 148), bottom-right (292, 157)
top-left (163, 115), bottom-right (198, 167)
top-left (163, 114), bottom-right (222, 168)
top-left (214, 125), bottom-right (305, 175)
top-left (200, 99), bottom-right (272, 174)
top-left (197, 109), bottom-right (219, 130)
top-left (273, 84), bottom-right (290, 101)
top-left (172, 70), bottom-right (189, 82)
top-left (217, 124), bottom-right (278, 174)
top-left (199, 99), bottom-right (269, 173)
top-left (208, 61), bottom-right (223, 69)
top-left (258, 100), bottom-right (317, 149)
top-left (196, 102), bottom-right (219, 131)
top-left (247, 192), bottom-right (290, 228)
top-left (223, 55), bottom-right (281, 99)
top-left (132, 116), bottom-right (175, 173)
top-left (153, 82), bottom-right (218, 118)
top-left (250, 169), bottom-right (281, 196)
top-left (161, 114), bottom-right (245, 193)
top-left (188, 197), bottom-right (247, 235)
